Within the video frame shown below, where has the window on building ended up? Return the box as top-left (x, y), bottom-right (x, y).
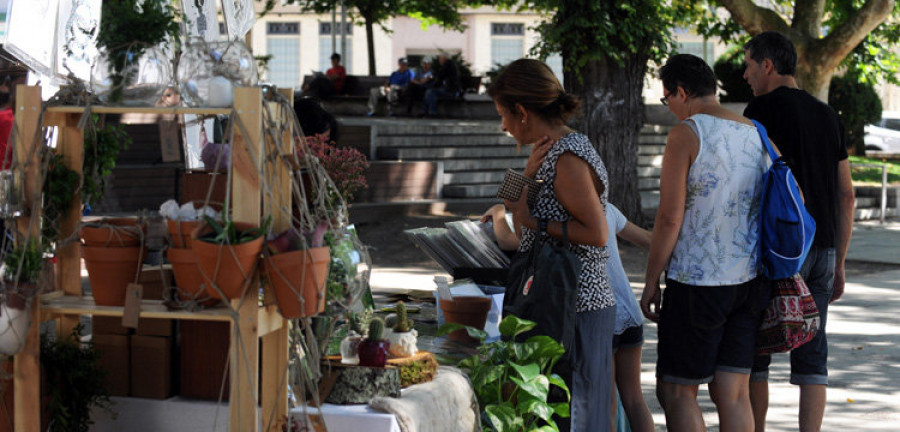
top-left (265, 22), bottom-right (301, 88)
top-left (491, 23), bottom-right (525, 68)
top-left (545, 53), bottom-right (564, 84)
top-left (319, 22), bottom-right (352, 72)
top-left (675, 40), bottom-right (716, 65)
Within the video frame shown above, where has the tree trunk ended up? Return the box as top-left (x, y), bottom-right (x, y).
top-left (565, 57), bottom-right (647, 226)
top-left (365, 19), bottom-right (376, 76)
top-left (794, 42), bottom-right (834, 101)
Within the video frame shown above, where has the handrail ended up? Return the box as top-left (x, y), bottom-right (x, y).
top-left (851, 163), bottom-right (890, 224)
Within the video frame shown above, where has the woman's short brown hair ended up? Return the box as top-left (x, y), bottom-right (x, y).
top-left (487, 58), bottom-right (580, 124)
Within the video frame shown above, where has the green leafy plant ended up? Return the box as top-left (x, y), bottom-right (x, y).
top-left (440, 315), bottom-right (570, 432)
top-left (829, 73), bottom-right (883, 156)
top-left (41, 325), bottom-right (114, 432)
top-left (94, 0), bottom-right (180, 103)
top-left (3, 240), bottom-right (43, 285)
top-left (199, 215), bottom-right (270, 245)
top-left (83, 116), bottom-right (131, 206)
top-left (42, 150), bottom-right (80, 245)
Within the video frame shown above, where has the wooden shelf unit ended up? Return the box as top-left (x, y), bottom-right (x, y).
top-left (13, 85), bottom-right (295, 432)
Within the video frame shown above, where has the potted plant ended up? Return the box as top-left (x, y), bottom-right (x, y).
top-left (442, 315), bottom-right (571, 431)
top-left (385, 301), bottom-right (418, 358)
top-left (191, 215), bottom-right (267, 300)
top-left (0, 240), bottom-right (45, 355)
top-left (263, 223), bottom-right (331, 319)
top-left (41, 325), bottom-right (114, 431)
top-left (79, 215), bottom-right (147, 307)
top-left (357, 317), bottom-right (389, 367)
top-left (159, 200), bottom-right (220, 302)
top-left (339, 309), bottom-right (370, 365)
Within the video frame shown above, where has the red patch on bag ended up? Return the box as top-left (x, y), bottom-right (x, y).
top-left (522, 276), bottom-right (534, 296)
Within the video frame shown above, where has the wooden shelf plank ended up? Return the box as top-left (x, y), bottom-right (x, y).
top-left (46, 106), bottom-right (233, 115)
top-left (41, 295), bottom-right (234, 321)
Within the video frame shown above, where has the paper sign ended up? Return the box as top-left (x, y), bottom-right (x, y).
top-left (121, 283), bottom-right (143, 328)
top-left (158, 117), bottom-right (182, 163)
top-left (434, 275), bottom-right (452, 301)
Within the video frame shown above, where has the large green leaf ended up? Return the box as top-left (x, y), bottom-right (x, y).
top-left (473, 365), bottom-right (506, 390)
top-left (509, 374), bottom-right (549, 401)
top-left (517, 397), bottom-right (555, 422)
top-left (498, 315), bottom-right (536, 338)
top-left (547, 374), bottom-right (570, 400)
top-left (549, 402), bottom-right (570, 418)
top-left (508, 361), bottom-right (540, 382)
top-left (485, 404), bottom-right (520, 432)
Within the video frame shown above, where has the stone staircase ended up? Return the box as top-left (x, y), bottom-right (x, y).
top-left (344, 117), bottom-right (894, 222)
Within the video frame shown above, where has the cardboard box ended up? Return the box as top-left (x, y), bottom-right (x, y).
top-left (180, 320), bottom-right (229, 400)
top-left (130, 335), bottom-right (173, 399)
top-left (92, 316), bottom-right (132, 336)
top-left (139, 265), bottom-right (174, 300)
top-left (136, 318), bottom-right (174, 337)
top-left (92, 334), bottom-right (130, 397)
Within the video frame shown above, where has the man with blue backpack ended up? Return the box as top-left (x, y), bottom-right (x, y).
top-left (742, 32), bottom-right (856, 432)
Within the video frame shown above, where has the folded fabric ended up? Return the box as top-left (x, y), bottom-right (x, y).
top-left (369, 366), bottom-right (480, 432)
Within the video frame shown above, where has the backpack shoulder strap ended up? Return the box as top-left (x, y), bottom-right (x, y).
top-left (751, 119), bottom-right (779, 163)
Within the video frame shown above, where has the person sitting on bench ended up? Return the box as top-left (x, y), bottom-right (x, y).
top-left (421, 53), bottom-right (461, 117)
top-left (368, 57), bottom-right (414, 116)
top-left (406, 59), bottom-right (434, 115)
top-left (302, 53), bottom-right (347, 99)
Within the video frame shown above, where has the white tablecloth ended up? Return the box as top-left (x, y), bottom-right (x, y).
top-left (291, 403), bottom-right (401, 432)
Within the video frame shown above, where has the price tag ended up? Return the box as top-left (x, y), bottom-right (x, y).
top-left (434, 275), bottom-right (452, 301)
top-left (122, 283), bottom-right (143, 328)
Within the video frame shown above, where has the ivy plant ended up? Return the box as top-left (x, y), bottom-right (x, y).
top-left (3, 240), bottom-right (43, 285)
top-left (439, 315), bottom-right (570, 432)
top-left (42, 149), bottom-right (80, 245)
top-left (41, 325), bottom-right (114, 432)
top-left (83, 116), bottom-right (131, 207)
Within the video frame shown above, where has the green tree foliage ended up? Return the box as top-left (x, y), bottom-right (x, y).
top-left (829, 74), bottom-right (883, 156)
top-left (714, 45), bottom-right (754, 103)
top-left (491, 0), bottom-right (704, 223)
top-left (691, 0), bottom-right (897, 100)
top-left (261, 0), bottom-right (479, 75)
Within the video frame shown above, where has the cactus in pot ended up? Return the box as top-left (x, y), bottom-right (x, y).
top-left (340, 310), bottom-right (369, 365)
top-left (357, 317), bottom-right (390, 367)
top-left (386, 302), bottom-right (418, 358)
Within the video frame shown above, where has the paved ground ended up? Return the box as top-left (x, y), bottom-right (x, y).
top-left (358, 214), bottom-right (900, 431)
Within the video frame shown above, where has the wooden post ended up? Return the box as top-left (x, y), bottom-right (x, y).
top-left (44, 111), bottom-right (83, 338)
top-left (260, 88), bottom-right (293, 432)
top-left (13, 85), bottom-right (42, 432)
top-left (229, 87), bottom-right (263, 432)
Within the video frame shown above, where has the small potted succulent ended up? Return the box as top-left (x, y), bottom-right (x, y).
top-left (192, 215), bottom-right (267, 300)
top-left (263, 223), bottom-right (331, 319)
top-left (357, 317), bottom-right (389, 367)
top-left (339, 309), bottom-right (370, 365)
top-left (385, 302), bottom-right (418, 358)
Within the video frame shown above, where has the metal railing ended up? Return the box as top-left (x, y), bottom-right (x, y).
top-left (850, 163), bottom-right (890, 224)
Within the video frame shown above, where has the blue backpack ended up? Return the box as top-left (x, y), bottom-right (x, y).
top-left (752, 120), bottom-right (816, 280)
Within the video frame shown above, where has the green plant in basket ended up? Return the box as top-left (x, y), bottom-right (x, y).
top-left (439, 315), bottom-right (570, 432)
top-left (3, 240), bottom-right (44, 286)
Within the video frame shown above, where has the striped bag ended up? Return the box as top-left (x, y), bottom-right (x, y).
top-left (755, 274), bottom-right (820, 355)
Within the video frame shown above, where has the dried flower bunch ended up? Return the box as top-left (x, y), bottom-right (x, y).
top-left (301, 133), bottom-right (369, 202)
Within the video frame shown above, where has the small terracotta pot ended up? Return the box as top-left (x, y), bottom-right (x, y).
top-left (167, 247), bottom-right (205, 301)
top-left (80, 217), bottom-right (146, 248)
top-left (82, 245), bottom-right (145, 306)
top-left (439, 296), bottom-right (492, 343)
top-left (191, 222), bottom-right (263, 300)
top-left (166, 219), bottom-right (201, 249)
top-left (263, 247), bottom-right (330, 319)
top-left (357, 339), bottom-right (390, 367)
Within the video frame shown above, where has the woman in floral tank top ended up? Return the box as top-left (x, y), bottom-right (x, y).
top-left (488, 58), bottom-right (615, 432)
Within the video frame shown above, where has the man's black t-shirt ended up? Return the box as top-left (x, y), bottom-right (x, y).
top-left (744, 86), bottom-right (848, 249)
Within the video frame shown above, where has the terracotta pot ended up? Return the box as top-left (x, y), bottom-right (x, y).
top-left (166, 219), bottom-right (201, 249)
top-left (80, 217), bottom-right (146, 248)
top-left (191, 222), bottom-right (263, 300)
top-left (167, 247), bottom-right (206, 301)
top-left (439, 296), bottom-right (492, 343)
top-left (82, 245), bottom-right (145, 306)
top-left (357, 339), bottom-right (390, 367)
top-left (263, 247), bottom-right (330, 319)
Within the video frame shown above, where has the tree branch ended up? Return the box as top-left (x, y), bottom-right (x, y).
top-left (814, 0), bottom-right (895, 71)
top-left (717, 0), bottom-right (792, 36)
top-left (792, 0), bottom-right (826, 37)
